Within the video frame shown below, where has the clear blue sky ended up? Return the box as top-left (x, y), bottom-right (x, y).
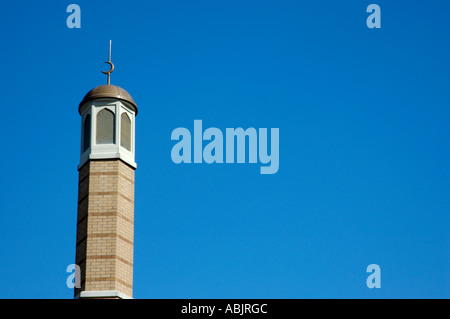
top-left (0, 0), bottom-right (448, 299)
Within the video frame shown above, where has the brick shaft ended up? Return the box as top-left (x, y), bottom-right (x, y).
top-left (75, 159), bottom-right (135, 298)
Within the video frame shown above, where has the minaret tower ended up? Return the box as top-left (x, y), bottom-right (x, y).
top-left (74, 41), bottom-right (138, 299)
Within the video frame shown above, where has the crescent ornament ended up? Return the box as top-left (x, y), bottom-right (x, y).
top-left (101, 61), bottom-right (115, 75)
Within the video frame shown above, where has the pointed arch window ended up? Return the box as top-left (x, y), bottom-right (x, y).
top-left (120, 113), bottom-right (132, 151)
top-left (83, 114), bottom-right (91, 152)
top-left (96, 109), bottom-right (115, 144)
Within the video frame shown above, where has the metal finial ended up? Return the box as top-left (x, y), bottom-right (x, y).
top-left (101, 40), bottom-right (114, 85)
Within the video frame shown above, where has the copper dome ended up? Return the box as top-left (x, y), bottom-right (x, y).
top-left (79, 84), bottom-right (138, 115)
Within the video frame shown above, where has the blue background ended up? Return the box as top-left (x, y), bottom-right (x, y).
top-left (0, 0), bottom-right (448, 298)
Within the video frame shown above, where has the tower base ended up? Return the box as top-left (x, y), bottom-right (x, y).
top-left (75, 290), bottom-right (133, 299)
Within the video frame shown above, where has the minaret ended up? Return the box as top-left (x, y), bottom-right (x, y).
top-left (74, 41), bottom-right (138, 299)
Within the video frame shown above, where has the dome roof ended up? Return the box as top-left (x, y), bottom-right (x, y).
top-left (79, 84), bottom-right (138, 115)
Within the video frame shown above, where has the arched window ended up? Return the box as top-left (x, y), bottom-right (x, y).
top-left (120, 113), bottom-right (131, 151)
top-left (83, 114), bottom-right (91, 152)
top-left (96, 109), bottom-right (115, 144)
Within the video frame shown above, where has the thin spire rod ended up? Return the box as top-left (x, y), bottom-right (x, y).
top-left (101, 40), bottom-right (115, 85)
top-left (108, 39), bottom-right (112, 62)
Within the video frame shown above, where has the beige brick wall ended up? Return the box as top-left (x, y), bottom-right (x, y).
top-left (75, 159), bottom-right (135, 298)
